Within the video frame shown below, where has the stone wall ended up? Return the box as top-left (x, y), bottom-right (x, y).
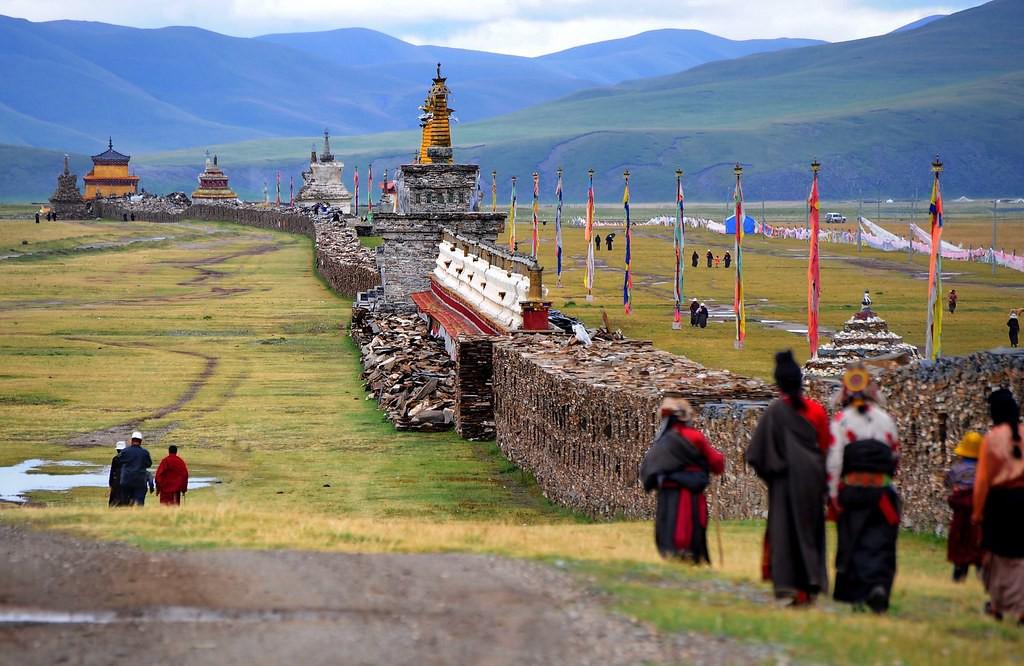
top-left (808, 349), bottom-right (1024, 532)
top-left (454, 336), bottom-right (496, 441)
top-left (396, 163), bottom-right (478, 214)
top-left (492, 336), bottom-right (774, 519)
top-left (93, 200), bottom-right (379, 299)
top-left (372, 212), bottom-right (505, 312)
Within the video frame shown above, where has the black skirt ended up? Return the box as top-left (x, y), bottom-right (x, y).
top-left (982, 486), bottom-right (1024, 558)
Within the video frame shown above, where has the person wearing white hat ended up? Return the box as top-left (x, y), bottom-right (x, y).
top-left (117, 431), bottom-right (152, 506)
top-left (108, 441), bottom-right (128, 507)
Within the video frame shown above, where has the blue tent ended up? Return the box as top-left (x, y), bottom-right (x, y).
top-left (724, 214), bottom-right (758, 234)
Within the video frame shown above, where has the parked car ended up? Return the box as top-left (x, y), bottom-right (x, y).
top-left (824, 212), bottom-right (847, 223)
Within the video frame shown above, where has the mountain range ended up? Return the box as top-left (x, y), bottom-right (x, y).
top-left (4, 3), bottom-right (1020, 202)
top-left (0, 15), bottom-right (821, 153)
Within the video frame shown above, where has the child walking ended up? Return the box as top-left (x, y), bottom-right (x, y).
top-left (946, 432), bottom-right (984, 582)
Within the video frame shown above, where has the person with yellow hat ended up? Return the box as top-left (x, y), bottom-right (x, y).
top-left (827, 364), bottom-right (901, 614)
top-left (640, 395), bottom-right (725, 563)
top-left (946, 431), bottom-right (983, 582)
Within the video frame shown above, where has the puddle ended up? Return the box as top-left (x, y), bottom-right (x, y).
top-left (0, 606), bottom-right (375, 625)
top-left (0, 459), bottom-right (217, 503)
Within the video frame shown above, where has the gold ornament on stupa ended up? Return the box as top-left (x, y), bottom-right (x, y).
top-left (417, 63), bottom-right (454, 164)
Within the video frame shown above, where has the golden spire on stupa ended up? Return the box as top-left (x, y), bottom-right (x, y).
top-left (418, 63), bottom-right (454, 164)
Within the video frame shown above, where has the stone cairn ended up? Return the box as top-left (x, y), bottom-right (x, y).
top-left (48, 154), bottom-right (90, 219)
top-left (804, 306), bottom-right (921, 377)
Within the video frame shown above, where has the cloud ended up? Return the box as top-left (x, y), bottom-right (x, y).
top-left (0, 0), bottom-right (981, 55)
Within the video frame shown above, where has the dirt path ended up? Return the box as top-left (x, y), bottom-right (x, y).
top-left (63, 338), bottom-right (219, 448)
top-left (0, 524), bottom-right (773, 666)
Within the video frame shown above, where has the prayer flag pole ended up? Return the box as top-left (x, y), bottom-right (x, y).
top-left (925, 156), bottom-right (945, 360)
top-left (622, 170), bottom-right (632, 315)
top-left (673, 168), bottom-right (684, 330)
top-left (532, 172), bottom-right (540, 258)
top-left (585, 168), bottom-right (596, 302)
top-left (508, 175), bottom-right (518, 252)
top-left (808, 159), bottom-right (822, 359)
top-left (354, 165), bottom-right (360, 218)
top-left (555, 168), bottom-right (564, 287)
top-left (367, 164), bottom-right (374, 225)
top-left (491, 170), bottom-right (497, 213)
top-left (733, 163), bottom-right (746, 349)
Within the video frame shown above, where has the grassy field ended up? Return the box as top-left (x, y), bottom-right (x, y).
top-left (1, 216), bottom-right (1022, 663)
top-left (496, 201), bottom-right (1024, 379)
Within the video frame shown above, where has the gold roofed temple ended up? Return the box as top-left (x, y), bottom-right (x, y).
top-left (418, 63), bottom-right (454, 164)
top-left (82, 138), bottom-right (139, 200)
top-left (192, 152), bottom-right (238, 203)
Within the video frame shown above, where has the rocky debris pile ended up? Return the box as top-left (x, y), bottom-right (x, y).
top-left (508, 336), bottom-right (774, 405)
top-left (165, 192), bottom-right (192, 208)
top-left (314, 221), bottom-right (380, 297)
top-left (351, 308), bottom-right (455, 431)
top-left (804, 308), bottom-right (921, 377)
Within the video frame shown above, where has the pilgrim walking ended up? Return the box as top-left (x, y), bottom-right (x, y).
top-left (118, 431), bottom-right (152, 506)
top-left (155, 445), bottom-right (190, 506)
top-left (974, 389), bottom-right (1024, 623)
top-left (640, 397), bottom-right (725, 563)
top-left (691, 250), bottom-right (699, 268)
top-left (108, 440), bottom-right (128, 507)
top-left (1008, 311), bottom-right (1019, 348)
top-left (746, 351), bottom-right (830, 606)
top-left (689, 299), bottom-right (700, 327)
top-left (946, 432), bottom-right (983, 582)
top-left (826, 366), bottom-right (901, 613)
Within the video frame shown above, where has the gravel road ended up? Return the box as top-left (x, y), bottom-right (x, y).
top-left (0, 524), bottom-right (774, 665)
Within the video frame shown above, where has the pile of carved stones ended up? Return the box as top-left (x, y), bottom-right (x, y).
top-left (314, 222), bottom-right (380, 297)
top-left (351, 308), bottom-right (455, 431)
top-left (804, 308), bottom-right (921, 377)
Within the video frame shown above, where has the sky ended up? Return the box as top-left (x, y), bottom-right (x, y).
top-left (0, 0), bottom-right (986, 56)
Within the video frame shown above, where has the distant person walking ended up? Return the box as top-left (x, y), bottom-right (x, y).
top-left (827, 366), bottom-right (901, 613)
top-left (696, 303), bottom-right (709, 329)
top-left (641, 397), bottom-right (725, 563)
top-left (605, 233), bottom-right (615, 251)
top-left (691, 251), bottom-right (699, 268)
top-left (946, 432), bottom-right (983, 583)
top-left (689, 299), bottom-right (700, 327)
top-left (706, 250), bottom-right (713, 268)
top-left (974, 389), bottom-right (1024, 623)
top-left (118, 431), bottom-right (152, 506)
top-left (746, 351), bottom-right (830, 606)
top-left (714, 255), bottom-right (721, 268)
top-left (862, 290), bottom-right (872, 310)
top-left (948, 289), bottom-right (958, 315)
top-left (34, 212), bottom-right (40, 224)
top-left (108, 441), bottom-right (128, 507)
top-left (1008, 311), bottom-right (1020, 348)
top-left (594, 235), bottom-right (601, 252)
top-left (155, 445), bottom-right (189, 506)
top-left (724, 251), bottom-right (732, 269)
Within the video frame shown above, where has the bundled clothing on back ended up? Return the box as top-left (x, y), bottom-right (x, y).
top-left (946, 432), bottom-right (983, 582)
top-left (826, 366), bottom-right (901, 613)
top-left (641, 397), bottom-right (725, 563)
top-left (746, 351), bottom-right (830, 605)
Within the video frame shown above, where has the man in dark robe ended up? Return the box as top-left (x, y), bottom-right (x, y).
top-left (689, 299), bottom-right (700, 327)
top-left (594, 235), bottom-right (601, 252)
top-left (640, 397), bottom-right (725, 563)
top-left (108, 441), bottom-right (127, 507)
top-left (119, 431), bottom-right (152, 506)
top-left (696, 303), bottom-right (709, 329)
top-left (745, 351), bottom-right (829, 604)
top-left (605, 233), bottom-right (615, 251)
top-left (691, 251), bottom-right (699, 268)
top-left (155, 445), bottom-right (189, 506)
top-left (706, 250), bottom-right (713, 268)
top-left (724, 251), bottom-right (732, 268)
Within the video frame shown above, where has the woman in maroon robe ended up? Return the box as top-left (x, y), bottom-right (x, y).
top-left (155, 445), bottom-right (189, 506)
top-left (641, 397), bottom-right (725, 563)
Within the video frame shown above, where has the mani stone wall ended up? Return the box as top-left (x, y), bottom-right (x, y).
top-left (94, 200), bottom-right (379, 299)
top-left (372, 212), bottom-right (505, 312)
top-left (808, 348), bottom-right (1024, 532)
top-left (492, 335), bottom-right (775, 519)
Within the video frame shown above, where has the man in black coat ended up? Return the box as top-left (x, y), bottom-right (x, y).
top-left (118, 431), bottom-right (152, 506)
top-left (706, 250), bottom-right (713, 268)
top-left (691, 251), bottom-right (699, 268)
top-left (108, 441), bottom-right (128, 507)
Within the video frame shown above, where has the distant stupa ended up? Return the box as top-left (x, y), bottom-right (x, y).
top-left (804, 304), bottom-right (922, 377)
top-left (296, 129), bottom-right (352, 212)
top-left (49, 154), bottom-right (89, 219)
top-left (191, 153), bottom-right (238, 203)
